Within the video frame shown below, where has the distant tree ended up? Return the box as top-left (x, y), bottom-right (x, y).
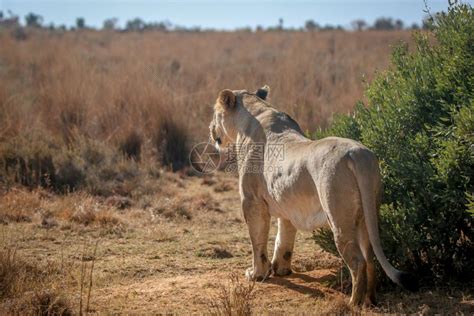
top-left (236, 26), bottom-right (252, 32)
top-left (411, 23), bottom-right (420, 30)
top-left (351, 19), bottom-right (367, 31)
top-left (188, 26), bottom-right (201, 32)
top-left (1, 15), bottom-right (20, 29)
top-left (144, 21), bottom-right (169, 31)
top-left (256, 25), bottom-right (264, 32)
top-left (395, 19), bottom-right (404, 30)
top-left (76, 17), bottom-right (85, 29)
top-left (278, 18), bottom-right (284, 30)
top-left (174, 25), bottom-right (201, 32)
top-left (305, 19), bottom-right (320, 31)
top-left (373, 17), bottom-right (395, 30)
top-left (322, 24), bottom-right (344, 31)
top-left (103, 17), bottom-right (118, 30)
top-left (25, 12), bottom-right (43, 28)
top-left (0, 11), bottom-right (3, 20)
top-left (126, 18), bottom-right (145, 32)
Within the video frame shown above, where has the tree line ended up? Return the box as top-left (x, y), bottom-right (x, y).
top-left (0, 10), bottom-right (431, 32)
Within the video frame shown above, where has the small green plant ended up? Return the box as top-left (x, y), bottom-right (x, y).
top-left (314, 4), bottom-right (473, 282)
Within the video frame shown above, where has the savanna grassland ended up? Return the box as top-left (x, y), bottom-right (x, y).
top-left (0, 29), bottom-right (411, 143)
top-left (0, 28), bottom-right (472, 314)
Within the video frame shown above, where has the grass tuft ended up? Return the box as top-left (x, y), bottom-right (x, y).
top-left (207, 273), bottom-right (256, 316)
top-left (0, 189), bottom-right (41, 224)
top-left (0, 244), bottom-right (72, 314)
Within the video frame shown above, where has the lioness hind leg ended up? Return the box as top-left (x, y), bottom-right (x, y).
top-left (271, 218), bottom-right (297, 276)
top-left (364, 249), bottom-right (377, 306)
top-left (318, 158), bottom-right (369, 306)
top-left (359, 222), bottom-right (377, 306)
top-left (242, 198), bottom-right (272, 281)
top-left (335, 237), bottom-right (367, 306)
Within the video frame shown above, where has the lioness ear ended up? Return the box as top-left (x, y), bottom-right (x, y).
top-left (217, 89), bottom-right (236, 111)
top-left (256, 85), bottom-right (270, 100)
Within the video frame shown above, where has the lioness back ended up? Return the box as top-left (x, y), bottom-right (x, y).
top-left (264, 136), bottom-right (375, 231)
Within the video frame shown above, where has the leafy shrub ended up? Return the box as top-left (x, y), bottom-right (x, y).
top-left (314, 4), bottom-right (473, 282)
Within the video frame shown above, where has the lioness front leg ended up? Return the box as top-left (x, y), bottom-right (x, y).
top-left (242, 198), bottom-right (272, 281)
top-left (271, 218), bottom-right (296, 276)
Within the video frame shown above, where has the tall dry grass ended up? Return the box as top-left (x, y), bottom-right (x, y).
top-left (0, 30), bottom-right (411, 137)
top-left (0, 29), bottom-right (411, 189)
top-left (0, 229), bottom-right (101, 314)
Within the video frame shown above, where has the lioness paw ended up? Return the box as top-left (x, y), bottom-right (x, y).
top-left (245, 267), bottom-right (271, 282)
top-left (271, 262), bottom-right (292, 277)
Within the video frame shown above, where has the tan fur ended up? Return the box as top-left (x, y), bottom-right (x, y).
top-left (209, 87), bottom-right (411, 306)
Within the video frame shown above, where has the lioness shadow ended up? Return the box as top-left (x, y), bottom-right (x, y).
top-left (266, 272), bottom-right (328, 298)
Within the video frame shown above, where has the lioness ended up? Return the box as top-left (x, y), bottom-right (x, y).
top-left (209, 86), bottom-right (418, 306)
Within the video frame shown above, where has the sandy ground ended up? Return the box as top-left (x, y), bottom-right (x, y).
top-left (1, 171), bottom-right (472, 314)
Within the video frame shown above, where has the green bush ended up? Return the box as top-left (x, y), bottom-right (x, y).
top-left (314, 4), bottom-right (473, 282)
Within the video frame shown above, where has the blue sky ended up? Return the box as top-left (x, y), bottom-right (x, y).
top-left (1, 0), bottom-right (471, 29)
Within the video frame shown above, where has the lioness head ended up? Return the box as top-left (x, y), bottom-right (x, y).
top-left (209, 85), bottom-right (269, 151)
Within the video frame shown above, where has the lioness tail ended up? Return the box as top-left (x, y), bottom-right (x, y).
top-left (348, 149), bottom-right (419, 292)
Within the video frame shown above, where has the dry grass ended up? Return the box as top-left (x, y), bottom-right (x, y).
top-left (0, 30), bottom-right (411, 184)
top-left (152, 197), bottom-right (193, 220)
top-left (0, 223), bottom-right (104, 315)
top-left (207, 273), bottom-right (256, 316)
top-left (197, 247), bottom-right (234, 259)
top-left (150, 191), bottom-right (223, 221)
top-left (0, 188), bottom-right (125, 233)
top-left (0, 29), bottom-right (412, 195)
top-left (192, 192), bottom-right (222, 212)
top-left (43, 192), bottom-right (121, 227)
top-left (71, 207), bottom-right (122, 227)
top-left (214, 181), bottom-right (233, 193)
top-left (0, 188), bottom-right (41, 223)
top-left (0, 243), bottom-right (72, 314)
